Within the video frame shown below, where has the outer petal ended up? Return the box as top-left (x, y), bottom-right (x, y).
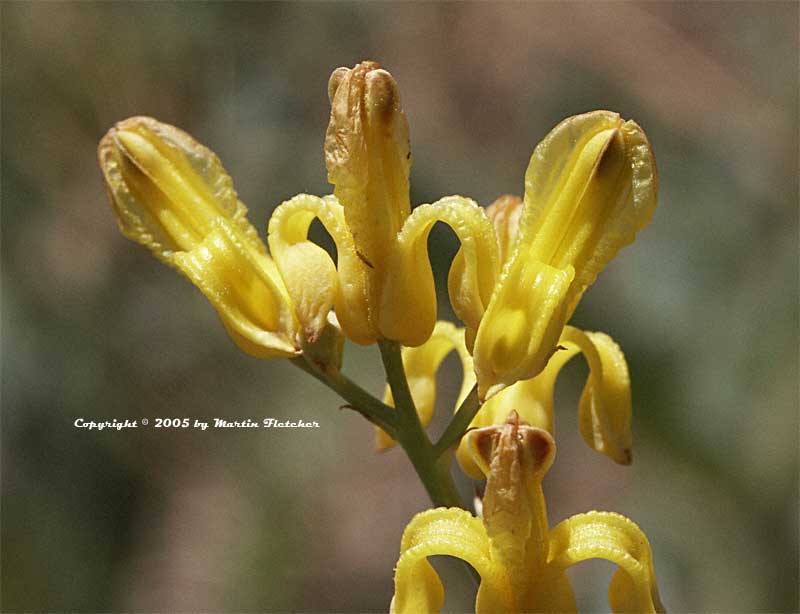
top-left (173, 218), bottom-right (298, 358)
top-left (377, 321), bottom-right (474, 450)
top-left (379, 196), bottom-right (499, 347)
top-left (391, 508), bottom-right (515, 614)
top-left (547, 511), bottom-right (665, 613)
top-left (472, 259), bottom-right (574, 399)
top-left (268, 193), bottom-right (373, 344)
top-left (560, 326), bottom-right (633, 464)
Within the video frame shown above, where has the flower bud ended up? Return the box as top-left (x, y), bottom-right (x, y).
top-left (99, 116), bottom-right (298, 358)
top-left (324, 61), bottom-right (411, 327)
top-left (473, 111), bottom-right (657, 398)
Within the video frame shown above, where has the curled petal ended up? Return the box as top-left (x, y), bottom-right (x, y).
top-left (379, 196), bottom-right (499, 347)
top-left (391, 507), bottom-right (515, 614)
top-left (377, 321), bottom-right (474, 451)
top-left (560, 326), bottom-right (633, 464)
top-left (547, 511), bottom-right (665, 613)
top-left (173, 218), bottom-right (298, 358)
top-left (268, 194), bottom-right (373, 344)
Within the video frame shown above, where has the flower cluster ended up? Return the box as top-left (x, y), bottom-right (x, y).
top-left (98, 60), bottom-right (663, 612)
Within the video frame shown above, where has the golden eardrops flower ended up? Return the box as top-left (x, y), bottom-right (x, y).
top-left (372, 319), bottom-right (633, 473)
top-left (391, 413), bottom-right (665, 614)
top-left (456, 323), bottom-right (633, 477)
top-left (472, 112), bottom-right (658, 399)
top-left (267, 61), bottom-right (499, 347)
top-left (98, 116), bottom-right (300, 358)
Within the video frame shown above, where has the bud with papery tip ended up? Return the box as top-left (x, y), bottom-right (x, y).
top-left (98, 116), bottom-right (299, 358)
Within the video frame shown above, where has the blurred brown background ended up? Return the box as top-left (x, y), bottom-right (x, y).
top-left (2, 2), bottom-right (798, 612)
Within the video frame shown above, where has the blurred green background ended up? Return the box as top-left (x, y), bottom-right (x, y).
top-left (2, 2), bottom-right (797, 612)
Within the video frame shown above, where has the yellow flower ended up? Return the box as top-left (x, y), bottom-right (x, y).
top-left (472, 112), bottom-right (658, 399)
top-left (374, 319), bottom-right (632, 475)
top-left (391, 413), bottom-right (664, 614)
top-left (98, 116), bottom-right (300, 359)
top-left (267, 61), bottom-right (499, 347)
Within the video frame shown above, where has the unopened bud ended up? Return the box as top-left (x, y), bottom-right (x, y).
top-left (98, 116), bottom-right (299, 358)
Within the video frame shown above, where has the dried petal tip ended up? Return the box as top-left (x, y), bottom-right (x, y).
top-left (467, 411), bottom-right (556, 480)
top-left (365, 69), bottom-right (400, 120)
top-left (328, 67), bottom-right (350, 103)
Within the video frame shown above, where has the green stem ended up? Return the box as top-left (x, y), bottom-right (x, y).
top-left (433, 384), bottom-right (480, 456)
top-left (294, 345), bottom-right (480, 587)
top-left (290, 356), bottom-right (398, 437)
top-left (377, 340), bottom-right (463, 509)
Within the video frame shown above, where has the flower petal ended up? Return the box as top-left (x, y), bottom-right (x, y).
top-left (547, 511), bottom-right (665, 613)
top-left (379, 196), bottom-right (499, 347)
top-left (485, 194), bottom-right (523, 266)
top-left (466, 415), bottom-right (556, 604)
top-left (377, 321), bottom-right (474, 451)
top-left (268, 193), bottom-right (373, 344)
top-left (173, 218), bottom-right (298, 358)
top-left (560, 326), bottom-right (633, 464)
top-left (472, 112), bottom-right (657, 398)
top-left (472, 259), bottom-right (574, 399)
top-left (391, 507), bottom-right (515, 614)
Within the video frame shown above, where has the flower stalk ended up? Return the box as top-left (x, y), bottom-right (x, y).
top-left (378, 340), bottom-right (464, 509)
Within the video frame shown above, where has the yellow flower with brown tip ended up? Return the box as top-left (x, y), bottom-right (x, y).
top-left (391, 413), bottom-right (665, 614)
top-left (374, 318), bottom-right (633, 475)
top-left (268, 61), bottom-right (499, 347)
top-left (375, 184), bottom-right (644, 470)
top-left (472, 112), bottom-right (658, 399)
top-left (98, 116), bottom-right (300, 359)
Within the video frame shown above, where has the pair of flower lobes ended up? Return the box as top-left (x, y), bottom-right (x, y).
top-left (98, 60), bottom-right (663, 613)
